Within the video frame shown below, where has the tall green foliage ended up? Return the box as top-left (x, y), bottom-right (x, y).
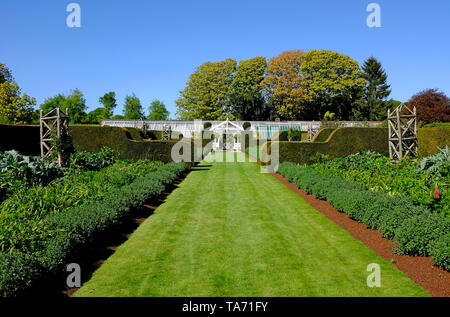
top-left (148, 99), bottom-right (169, 120)
top-left (98, 91), bottom-right (117, 119)
top-left (123, 93), bottom-right (144, 119)
top-left (40, 89), bottom-right (87, 124)
top-left (353, 56), bottom-right (391, 121)
top-left (230, 57), bottom-right (268, 120)
top-left (175, 58), bottom-right (237, 120)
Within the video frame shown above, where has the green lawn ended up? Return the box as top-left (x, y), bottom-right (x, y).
top-left (74, 152), bottom-right (428, 297)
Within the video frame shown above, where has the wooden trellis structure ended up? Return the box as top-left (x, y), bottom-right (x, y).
top-left (40, 108), bottom-right (69, 167)
top-left (162, 124), bottom-right (172, 140)
top-left (387, 103), bottom-right (417, 164)
top-left (307, 123), bottom-right (320, 142)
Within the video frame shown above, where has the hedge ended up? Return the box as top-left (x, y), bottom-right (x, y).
top-left (266, 127), bottom-right (389, 165)
top-left (0, 162), bottom-right (188, 297)
top-left (311, 128), bottom-right (336, 142)
top-left (418, 127), bottom-right (450, 158)
top-left (277, 162), bottom-right (450, 271)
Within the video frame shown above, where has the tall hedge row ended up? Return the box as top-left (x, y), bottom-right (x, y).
top-left (277, 162), bottom-right (450, 271)
top-left (268, 127), bottom-right (389, 164)
top-left (0, 162), bottom-right (188, 297)
top-left (418, 126), bottom-right (450, 158)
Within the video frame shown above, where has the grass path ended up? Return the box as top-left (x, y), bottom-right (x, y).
top-left (75, 152), bottom-right (428, 297)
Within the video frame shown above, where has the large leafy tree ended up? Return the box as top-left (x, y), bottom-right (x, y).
top-left (0, 63), bottom-right (13, 84)
top-left (0, 64), bottom-right (35, 124)
top-left (99, 91), bottom-right (117, 119)
top-left (407, 89), bottom-right (450, 124)
top-left (123, 93), bottom-right (144, 119)
top-left (353, 56), bottom-right (391, 121)
top-left (0, 81), bottom-right (36, 124)
top-left (86, 107), bottom-right (110, 124)
top-left (300, 50), bottom-right (366, 120)
top-left (261, 50), bottom-right (307, 120)
top-left (176, 58), bottom-right (237, 120)
top-left (148, 99), bottom-right (169, 120)
top-left (40, 89), bottom-right (87, 124)
top-left (230, 56), bottom-right (268, 120)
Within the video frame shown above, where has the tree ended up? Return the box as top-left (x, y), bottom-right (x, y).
top-left (261, 50), bottom-right (307, 120)
top-left (230, 56), bottom-right (268, 120)
top-left (300, 50), bottom-right (366, 120)
top-left (85, 107), bottom-right (109, 124)
top-left (0, 81), bottom-right (36, 124)
top-left (176, 58), bottom-right (237, 120)
top-left (407, 89), bottom-right (450, 124)
top-left (40, 89), bottom-right (87, 124)
top-left (0, 63), bottom-right (13, 84)
top-left (353, 56), bottom-right (391, 121)
top-left (99, 92), bottom-right (117, 119)
top-left (148, 99), bottom-right (169, 120)
top-left (123, 93), bottom-right (144, 119)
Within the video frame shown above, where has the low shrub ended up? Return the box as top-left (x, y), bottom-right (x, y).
top-left (0, 161), bottom-right (188, 297)
top-left (429, 233), bottom-right (450, 270)
top-left (70, 146), bottom-right (120, 171)
top-left (394, 213), bottom-right (449, 256)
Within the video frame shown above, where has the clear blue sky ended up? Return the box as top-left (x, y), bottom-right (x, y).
top-left (1, 0), bottom-right (449, 118)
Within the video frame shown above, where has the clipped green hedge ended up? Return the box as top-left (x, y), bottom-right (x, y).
top-left (0, 162), bottom-right (188, 297)
top-left (311, 128), bottom-right (336, 142)
top-left (277, 162), bottom-right (450, 271)
top-left (271, 127), bottom-right (389, 164)
top-left (418, 127), bottom-right (450, 158)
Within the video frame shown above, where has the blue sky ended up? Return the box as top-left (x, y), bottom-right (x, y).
top-left (1, 0), bottom-right (449, 118)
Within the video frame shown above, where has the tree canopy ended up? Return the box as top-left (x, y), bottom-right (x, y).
top-left (123, 93), bottom-right (144, 119)
top-left (261, 50), bottom-right (307, 120)
top-left (99, 91), bottom-right (117, 119)
top-left (148, 99), bottom-right (169, 120)
top-left (230, 56), bottom-right (268, 120)
top-left (353, 56), bottom-right (391, 121)
top-left (408, 89), bottom-right (450, 124)
top-left (300, 50), bottom-right (366, 120)
top-left (176, 58), bottom-right (237, 120)
top-left (40, 89), bottom-right (87, 124)
top-left (0, 81), bottom-right (36, 124)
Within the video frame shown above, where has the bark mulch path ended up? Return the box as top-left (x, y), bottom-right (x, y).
top-left (271, 172), bottom-right (450, 297)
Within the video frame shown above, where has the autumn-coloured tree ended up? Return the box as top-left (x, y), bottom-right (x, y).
top-left (176, 58), bottom-right (237, 120)
top-left (407, 89), bottom-right (450, 124)
top-left (230, 56), bottom-right (268, 120)
top-left (301, 50), bottom-right (366, 120)
top-left (261, 50), bottom-right (307, 120)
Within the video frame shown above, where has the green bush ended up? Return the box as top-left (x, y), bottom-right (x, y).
top-left (203, 122), bottom-right (212, 130)
top-left (429, 233), bottom-right (450, 270)
top-left (0, 161), bottom-right (187, 297)
top-left (0, 250), bottom-right (43, 297)
top-left (70, 147), bottom-right (120, 171)
top-left (394, 214), bottom-right (449, 256)
top-left (418, 126), bottom-right (450, 157)
top-left (243, 122), bottom-right (251, 130)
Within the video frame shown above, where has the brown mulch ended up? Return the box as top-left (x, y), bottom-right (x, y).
top-left (271, 171), bottom-right (450, 297)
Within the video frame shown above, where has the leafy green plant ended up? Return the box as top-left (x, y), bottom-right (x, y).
top-left (70, 147), bottom-right (120, 171)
